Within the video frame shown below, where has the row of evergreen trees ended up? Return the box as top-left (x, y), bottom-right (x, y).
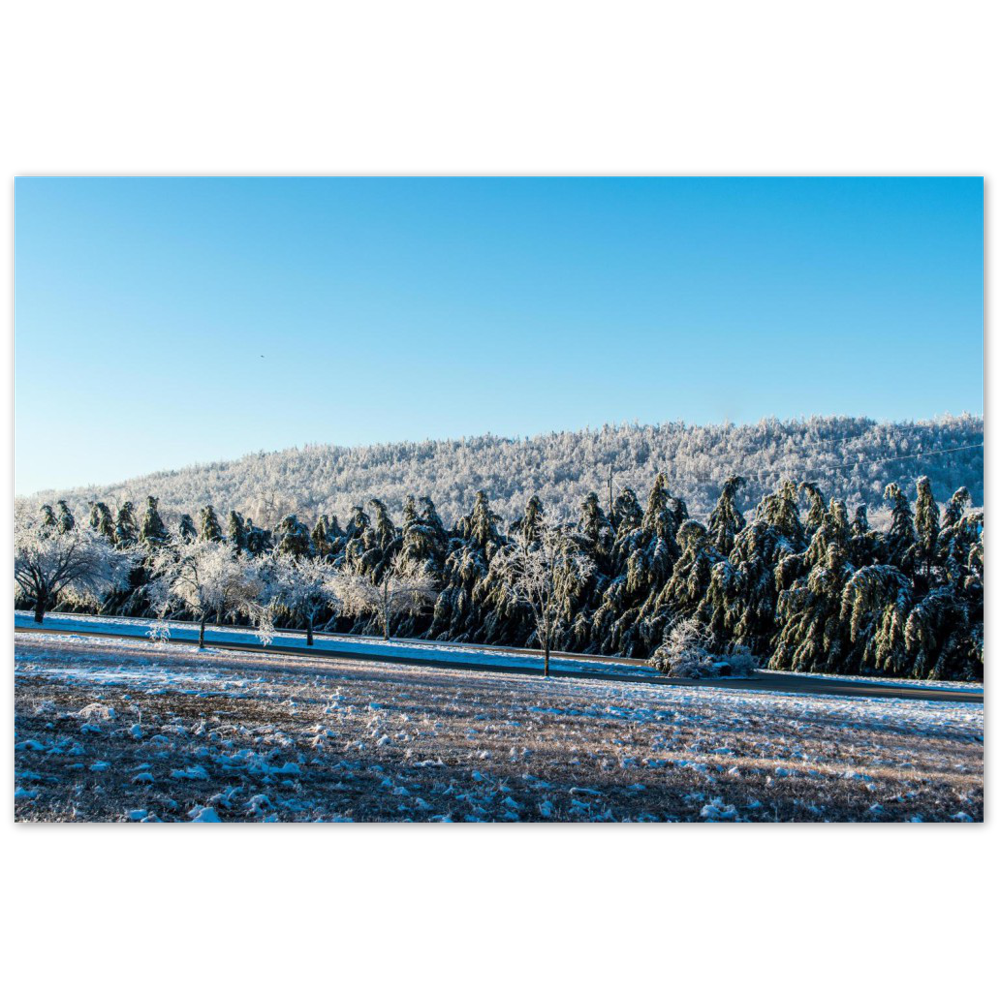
top-left (39, 473), bottom-right (983, 681)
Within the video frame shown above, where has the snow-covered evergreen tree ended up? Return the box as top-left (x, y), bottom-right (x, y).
top-left (227, 510), bottom-right (248, 552)
top-left (913, 475), bottom-right (940, 574)
top-left (177, 513), bottom-right (198, 543)
top-left (274, 514), bottom-right (313, 558)
top-left (883, 483), bottom-right (916, 568)
top-left (88, 501), bottom-right (116, 543)
top-left (115, 501), bottom-right (139, 548)
top-left (310, 514), bottom-right (341, 559)
top-left (199, 505), bottom-right (224, 543)
top-left (839, 564), bottom-right (913, 675)
top-left (399, 495), bottom-right (448, 576)
top-left (771, 543), bottom-right (852, 673)
top-left (708, 476), bottom-right (745, 557)
top-left (139, 496), bottom-right (170, 547)
top-left (56, 500), bottom-right (76, 534)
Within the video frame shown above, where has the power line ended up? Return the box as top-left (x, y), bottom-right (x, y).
top-left (613, 442), bottom-right (983, 496)
top-left (768, 441), bottom-right (984, 480)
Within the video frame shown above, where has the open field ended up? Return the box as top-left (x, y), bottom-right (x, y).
top-left (14, 631), bottom-right (983, 823)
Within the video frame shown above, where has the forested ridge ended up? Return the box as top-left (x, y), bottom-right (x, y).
top-left (29, 414), bottom-right (983, 527)
top-left (19, 461), bottom-right (984, 682)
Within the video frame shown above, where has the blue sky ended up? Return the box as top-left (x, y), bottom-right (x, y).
top-left (15, 177), bottom-right (983, 495)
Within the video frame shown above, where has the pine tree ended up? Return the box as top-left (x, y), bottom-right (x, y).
top-left (418, 496), bottom-right (448, 550)
top-left (849, 503), bottom-right (880, 565)
top-left (653, 520), bottom-right (720, 623)
top-left (800, 482), bottom-right (827, 535)
top-left (139, 496), bottom-right (170, 547)
top-left (56, 500), bottom-right (76, 534)
top-left (462, 490), bottom-right (504, 553)
top-left (399, 496), bottom-right (448, 575)
top-left (177, 513), bottom-right (198, 543)
top-left (275, 514), bottom-right (314, 558)
top-left (199, 505), bottom-right (224, 542)
top-left (342, 505), bottom-right (371, 571)
top-left (227, 510), bottom-right (248, 552)
top-left (883, 483), bottom-right (916, 568)
top-left (88, 501), bottom-right (116, 543)
top-left (913, 476), bottom-right (940, 575)
top-left (755, 480), bottom-right (806, 551)
top-left (771, 543), bottom-right (852, 672)
top-left (430, 491), bottom-right (503, 642)
top-left (115, 502), bottom-right (138, 548)
top-left (793, 498), bottom-right (850, 579)
top-left (942, 486), bottom-right (971, 529)
top-left (699, 520), bottom-right (787, 654)
top-left (346, 500), bottom-right (399, 585)
top-left (515, 495), bottom-right (545, 543)
top-left (243, 517), bottom-right (272, 556)
top-left (708, 476), bottom-right (745, 557)
top-left (905, 587), bottom-right (972, 680)
top-left (564, 494), bottom-right (614, 650)
top-left (839, 564), bottom-right (913, 675)
top-left (611, 487), bottom-right (643, 536)
top-left (576, 491), bottom-right (614, 576)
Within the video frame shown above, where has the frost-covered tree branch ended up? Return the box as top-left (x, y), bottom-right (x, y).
top-left (148, 540), bottom-right (265, 648)
top-left (259, 551), bottom-right (338, 646)
top-left (14, 504), bottom-right (137, 623)
top-left (330, 554), bottom-right (437, 641)
top-left (491, 514), bottom-right (593, 676)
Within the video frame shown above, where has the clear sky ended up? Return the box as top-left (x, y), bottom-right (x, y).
top-left (14, 177), bottom-right (983, 495)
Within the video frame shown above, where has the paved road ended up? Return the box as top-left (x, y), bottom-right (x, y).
top-left (14, 612), bottom-right (984, 704)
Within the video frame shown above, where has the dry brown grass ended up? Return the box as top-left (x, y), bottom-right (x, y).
top-left (14, 632), bottom-right (983, 823)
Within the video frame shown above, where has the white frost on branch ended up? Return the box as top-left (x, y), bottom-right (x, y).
top-left (148, 540), bottom-right (265, 643)
top-left (258, 551), bottom-right (338, 644)
top-left (329, 553), bottom-right (437, 640)
top-left (491, 515), bottom-right (593, 674)
top-left (14, 503), bottom-right (137, 622)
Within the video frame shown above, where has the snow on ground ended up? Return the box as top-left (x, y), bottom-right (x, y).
top-left (15, 610), bottom-right (657, 678)
top-left (16, 610), bottom-right (983, 697)
top-left (14, 630), bottom-right (983, 823)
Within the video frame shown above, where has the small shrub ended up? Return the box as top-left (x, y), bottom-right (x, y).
top-left (650, 622), bottom-right (758, 678)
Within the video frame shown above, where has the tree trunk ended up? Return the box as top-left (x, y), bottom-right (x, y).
top-left (307, 619), bottom-right (314, 646)
top-left (543, 631), bottom-right (550, 678)
top-left (383, 581), bottom-right (390, 640)
top-left (198, 616), bottom-right (206, 649)
top-left (34, 594), bottom-right (46, 624)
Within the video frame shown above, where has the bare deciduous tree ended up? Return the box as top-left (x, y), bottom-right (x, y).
top-left (148, 540), bottom-right (265, 648)
top-left (14, 504), bottom-right (137, 623)
top-left (330, 554), bottom-right (437, 641)
top-left (492, 517), bottom-right (593, 676)
top-left (260, 550), bottom-right (337, 646)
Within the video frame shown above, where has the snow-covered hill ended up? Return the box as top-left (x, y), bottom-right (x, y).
top-left (28, 413), bottom-right (983, 526)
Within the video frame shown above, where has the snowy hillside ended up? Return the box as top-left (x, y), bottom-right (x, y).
top-left (26, 414), bottom-right (983, 525)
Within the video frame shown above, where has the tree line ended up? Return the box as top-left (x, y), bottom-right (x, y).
top-left (14, 472), bottom-right (984, 681)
